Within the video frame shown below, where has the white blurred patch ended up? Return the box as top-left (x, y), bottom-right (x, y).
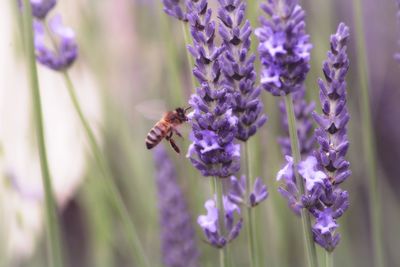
top-left (0, 1), bottom-right (102, 264)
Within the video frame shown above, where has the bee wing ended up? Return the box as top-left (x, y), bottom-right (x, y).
top-left (135, 99), bottom-right (167, 121)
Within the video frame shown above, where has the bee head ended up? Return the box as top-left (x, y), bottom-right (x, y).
top-left (175, 107), bottom-right (190, 122)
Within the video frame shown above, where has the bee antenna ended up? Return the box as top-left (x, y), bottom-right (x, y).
top-left (184, 106), bottom-right (192, 112)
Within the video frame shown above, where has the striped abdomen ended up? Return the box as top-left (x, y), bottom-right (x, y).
top-left (146, 120), bottom-right (171, 149)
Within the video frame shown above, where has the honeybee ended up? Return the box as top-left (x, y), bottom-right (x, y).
top-left (145, 107), bottom-right (191, 154)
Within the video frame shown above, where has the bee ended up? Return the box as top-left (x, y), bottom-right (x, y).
top-left (145, 107), bottom-right (191, 154)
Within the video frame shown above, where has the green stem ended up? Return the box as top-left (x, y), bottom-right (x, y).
top-left (244, 143), bottom-right (259, 267)
top-left (284, 94), bottom-right (318, 267)
top-left (214, 177), bottom-right (228, 267)
top-left (21, 2), bottom-right (64, 267)
top-left (352, 1), bottom-right (385, 267)
top-left (62, 73), bottom-right (149, 267)
top-left (325, 252), bottom-right (333, 267)
top-left (181, 22), bottom-right (198, 89)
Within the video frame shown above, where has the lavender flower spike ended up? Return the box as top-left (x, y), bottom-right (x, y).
top-left (198, 196), bottom-right (243, 248)
top-left (186, 0), bottom-right (241, 178)
top-left (34, 15), bottom-right (78, 71)
top-left (154, 145), bottom-right (199, 267)
top-left (255, 0), bottom-right (312, 96)
top-left (310, 22), bottom-right (351, 251)
top-left (18, 0), bottom-right (56, 19)
top-left (162, 0), bottom-right (188, 21)
top-left (218, 0), bottom-right (267, 141)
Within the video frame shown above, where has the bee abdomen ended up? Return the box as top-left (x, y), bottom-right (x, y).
top-left (145, 123), bottom-right (167, 149)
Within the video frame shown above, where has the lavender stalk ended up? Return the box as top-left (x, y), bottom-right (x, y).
top-left (256, 1), bottom-right (317, 266)
top-left (185, 2), bottom-right (243, 266)
top-left (217, 1), bottom-right (268, 266)
top-left (21, 1), bottom-right (64, 266)
top-left (352, 1), bottom-right (385, 266)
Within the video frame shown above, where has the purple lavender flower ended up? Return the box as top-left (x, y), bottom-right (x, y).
top-left (162, 0), bottom-right (188, 21)
top-left (197, 196), bottom-right (243, 248)
top-left (34, 15), bottom-right (78, 71)
top-left (255, 0), bottom-right (312, 96)
top-left (278, 86), bottom-right (316, 157)
top-left (153, 145), bottom-right (199, 267)
top-left (217, 0), bottom-right (267, 141)
top-left (310, 23), bottom-right (351, 251)
top-left (186, 0), bottom-right (241, 178)
top-left (228, 176), bottom-right (268, 207)
top-left (18, 0), bottom-right (56, 19)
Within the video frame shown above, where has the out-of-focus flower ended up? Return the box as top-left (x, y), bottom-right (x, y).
top-left (278, 86), bottom-right (315, 156)
top-left (34, 15), bottom-right (78, 71)
top-left (255, 0), bottom-right (312, 96)
top-left (18, 0), bottom-right (56, 19)
top-left (186, 0), bottom-right (240, 178)
top-left (153, 145), bottom-right (199, 267)
top-left (162, 0), bottom-right (188, 21)
top-left (228, 176), bottom-right (268, 207)
top-left (217, 0), bottom-right (267, 141)
top-left (395, 0), bottom-right (400, 62)
top-left (310, 22), bottom-right (351, 251)
top-left (197, 196), bottom-right (243, 248)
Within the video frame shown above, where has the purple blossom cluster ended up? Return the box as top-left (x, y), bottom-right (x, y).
top-left (185, 0), bottom-right (241, 178)
top-left (218, 0), bottom-right (267, 141)
top-left (309, 23), bottom-right (351, 251)
top-left (153, 146), bottom-right (199, 267)
top-left (197, 196), bottom-right (243, 248)
top-left (255, 0), bottom-right (312, 96)
top-left (23, 0), bottom-right (78, 71)
top-left (278, 86), bottom-right (316, 157)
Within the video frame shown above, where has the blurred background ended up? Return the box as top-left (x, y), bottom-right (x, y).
top-left (0, 0), bottom-right (399, 266)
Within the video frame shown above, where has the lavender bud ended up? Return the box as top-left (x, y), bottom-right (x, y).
top-left (162, 0), bottom-right (188, 21)
top-left (228, 176), bottom-right (268, 207)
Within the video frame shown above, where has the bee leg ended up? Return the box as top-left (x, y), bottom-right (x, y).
top-left (166, 131), bottom-right (173, 141)
top-left (169, 138), bottom-right (181, 154)
top-left (173, 128), bottom-right (183, 138)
